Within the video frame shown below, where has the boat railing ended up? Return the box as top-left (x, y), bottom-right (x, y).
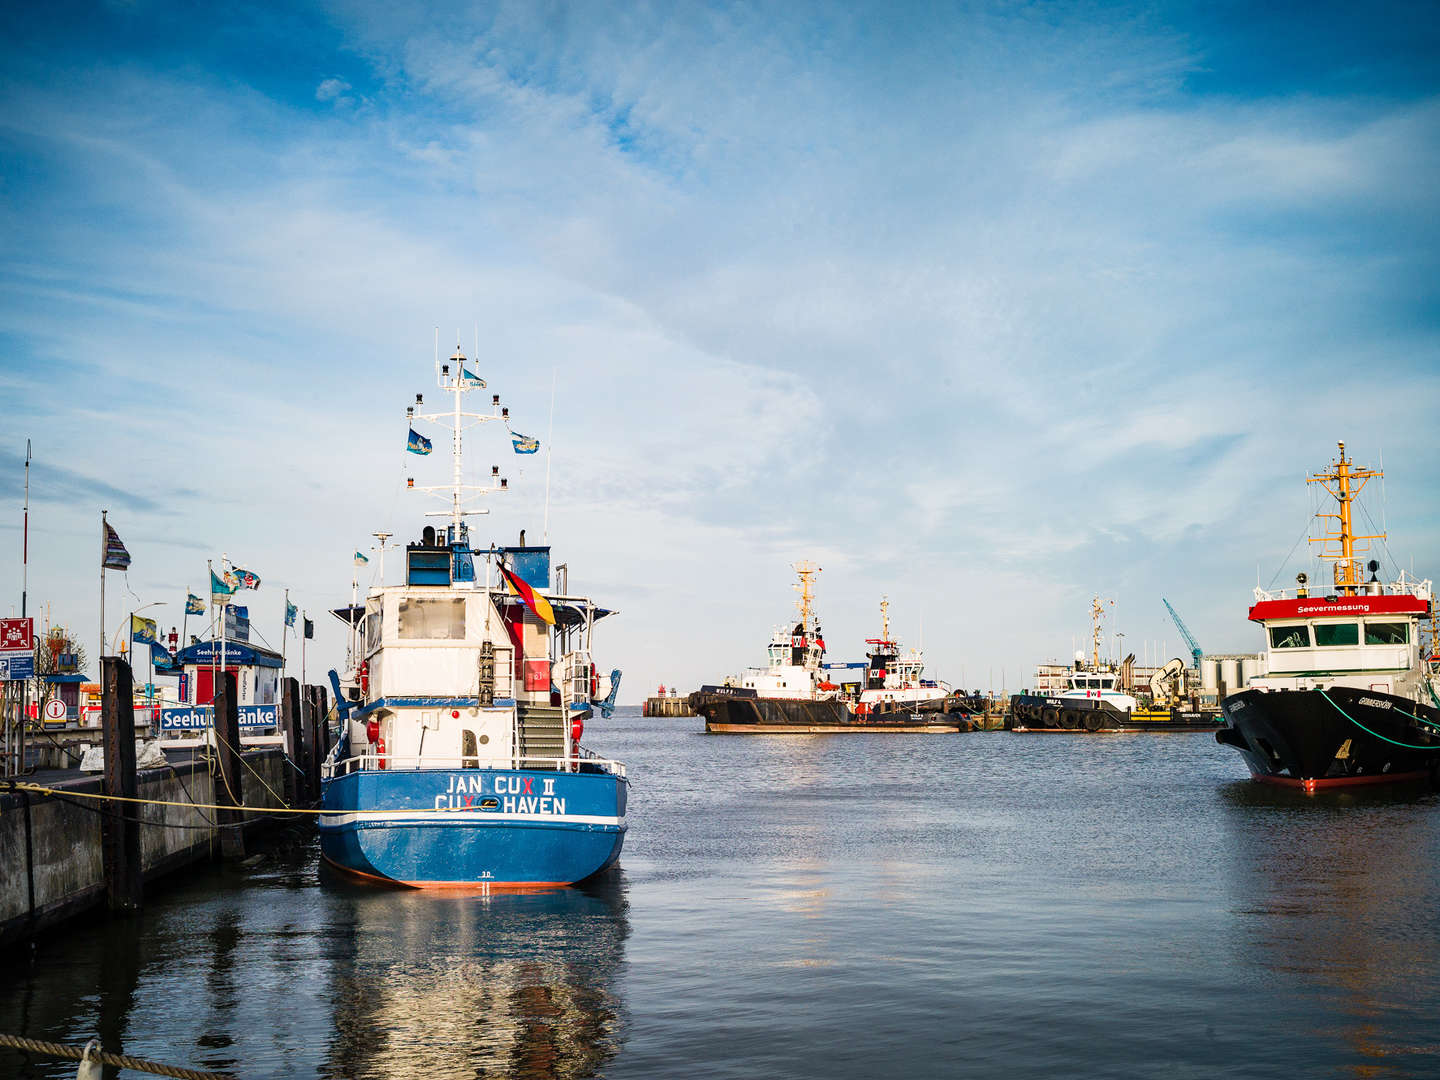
top-left (1253, 572), bottom-right (1433, 604)
top-left (324, 752), bottom-right (626, 779)
top-left (556, 650), bottom-right (594, 710)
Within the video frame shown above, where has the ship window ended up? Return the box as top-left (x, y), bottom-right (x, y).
top-left (1269, 625), bottom-right (1311, 649)
top-left (1313, 622), bottom-right (1359, 647)
top-left (397, 597), bottom-right (466, 640)
top-left (1364, 622), bottom-right (1408, 645)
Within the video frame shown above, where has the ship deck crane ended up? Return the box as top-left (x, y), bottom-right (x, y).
top-left (1162, 598), bottom-right (1203, 670)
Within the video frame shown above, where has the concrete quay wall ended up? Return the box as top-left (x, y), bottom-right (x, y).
top-left (0, 750), bottom-right (287, 950)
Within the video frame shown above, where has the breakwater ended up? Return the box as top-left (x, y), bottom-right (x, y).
top-left (642, 695), bottom-right (693, 717)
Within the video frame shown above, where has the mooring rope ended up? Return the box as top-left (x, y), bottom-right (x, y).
top-left (0, 1033), bottom-right (234, 1080)
top-left (1319, 688), bottom-right (1440, 751)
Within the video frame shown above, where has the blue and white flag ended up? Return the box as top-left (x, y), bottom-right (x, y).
top-left (151, 642), bottom-right (182, 674)
top-left (459, 365), bottom-right (486, 388)
top-left (406, 427), bottom-right (432, 455)
top-left (285, 601), bottom-right (297, 628)
top-left (185, 592), bottom-right (205, 615)
top-left (510, 431), bottom-right (540, 455)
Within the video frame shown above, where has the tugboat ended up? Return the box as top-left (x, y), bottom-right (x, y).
top-left (318, 344), bottom-right (628, 887)
top-left (852, 596), bottom-right (969, 723)
top-left (690, 566), bottom-right (966, 732)
top-left (1217, 442), bottom-right (1440, 790)
top-left (1009, 597), bottom-right (1139, 731)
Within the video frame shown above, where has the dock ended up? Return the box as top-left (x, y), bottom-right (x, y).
top-left (643, 693), bottom-right (694, 717)
top-left (1, 658), bottom-right (334, 950)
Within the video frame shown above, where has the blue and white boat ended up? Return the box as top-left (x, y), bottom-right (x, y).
top-left (319, 344), bottom-right (627, 888)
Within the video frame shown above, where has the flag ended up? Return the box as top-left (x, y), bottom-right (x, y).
top-left (230, 566), bottom-right (261, 590)
top-left (510, 431), bottom-right (540, 455)
top-left (285, 601), bottom-right (297, 628)
top-left (303, 617), bottom-right (314, 640)
top-left (103, 522), bottom-right (131, 570)
top-left (406, 427), bottom-right (433, 455)
top-left (497, 558), bottom-right (555, 625)
top-left (458, 365), bottom-right (485, 388)
top-left (211, 569), bottom-right (236, 604)
top-left (150, 641), bottom-right (182, 674)
top-left (185, 593), bottom-right (205, 615)
top-left (130, 615), bottom-right (157, 645)
top-left (354, 551), bottom-right (369, 565)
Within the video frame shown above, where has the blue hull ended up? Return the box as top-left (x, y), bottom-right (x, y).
top-left (320, 766), bottom-right (627, 887)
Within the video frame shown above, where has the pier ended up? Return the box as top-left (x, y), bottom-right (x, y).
top-left (643, 689), bottom-right (694, 717)
top-left (1, 659), bottom-right (333, 950)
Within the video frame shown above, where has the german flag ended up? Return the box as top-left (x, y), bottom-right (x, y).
top-left (497, 559), bottom-right (556, 625)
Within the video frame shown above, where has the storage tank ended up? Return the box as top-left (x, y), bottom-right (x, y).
top-left (1201, 657), bottom-right (1220, 694)
top-left (1220, 658), bottom-right (1242, 697)
top-left (1239, 655), bottom-right (1261, 687)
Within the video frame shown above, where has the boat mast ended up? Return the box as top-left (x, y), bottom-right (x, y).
top-left (880, 595), bottom-right (890, 644)
top-left (1308, 441), bottom-right (1383, 596)
top-left (792, 560), bottom-right (819, 635)
top-left (408, 344), bottom-right (509, 544)
top-left (1090, 596), bottom-right (1113, 669)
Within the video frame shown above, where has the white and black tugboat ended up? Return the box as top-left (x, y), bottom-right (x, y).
top-left (1010, 597), bottom-right (1139, 731)
top-left (318, 343), bottom-right (628, 887)
top-left (1216, 442), bottom-right (1440, 790)
top-left (690, 566), bottom-right (966, 733)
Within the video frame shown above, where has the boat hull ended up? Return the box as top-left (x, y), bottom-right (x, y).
top-left (1217, 686), bottom-right (1440, 789)
top-left (1010, 694), bottom-right (1222, 733)
top-left (690, 691), bottom-right (967, 733)
top-left (319, 766), bottom-right (627, 887)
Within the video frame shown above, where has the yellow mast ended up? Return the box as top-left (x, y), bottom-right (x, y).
top-left (792, 560), bottom-right (820, 634)
top-left (1307, 441), bottom-right (1384, 596)
top-left (1091, 596), bottom-right (1113, 669)
top-left (880, 595), bottom-right (890, 643)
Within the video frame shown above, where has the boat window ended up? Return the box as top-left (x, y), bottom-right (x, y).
top-left (1313, 622), bottom-right (1359, 647)
top-left (397, 597), bottom-right (466, 640)
top-left (1363, 622), bottom-right (1408, 645)
top-left (361, 612), bottom-right (383, 655)
top-left (1268, 625), bottom-right (1311, 649)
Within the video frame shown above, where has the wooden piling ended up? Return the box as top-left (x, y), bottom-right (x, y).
top-left (279, 677), bottom-right (304, 806)
top-left (304, 686), bottom-right (323, 800)
top-left (212, 671), bottom-right (246, 859)
top-left (100, 656), bottom-right (142, 913)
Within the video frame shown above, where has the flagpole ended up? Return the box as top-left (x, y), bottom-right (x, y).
top-left (282, 587), bottom-right (289, 675)
top-left (543, 367), bottom-right (555, 543)
top-left (301, 612), bottom-right (307, 687)
top-left (182, 587), bottom-right (189, 650)
top-left (100, 510), bottom-right (107, 664)
top-left (22, 439), bottom-right (30, 618)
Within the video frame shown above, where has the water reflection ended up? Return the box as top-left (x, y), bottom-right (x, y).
top-left (319, 868), bottom-right (630, 1080)
top-left (1219, 781), bottom-right (1440, 1074)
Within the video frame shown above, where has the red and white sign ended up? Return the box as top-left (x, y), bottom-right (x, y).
top-left (0, 617), bottom-right (33, 651)
top-left (1249, 594), bottom-right (1430, 623)
top-left (43, 698), bottom-right (67, 721)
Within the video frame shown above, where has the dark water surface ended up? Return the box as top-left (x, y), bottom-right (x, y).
top-left (5, 708), bottom-right (1440, 1078)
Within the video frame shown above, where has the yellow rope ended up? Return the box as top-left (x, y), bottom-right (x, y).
top-left (5, 782), bottom-right (515, 818)
top-left (205, 726), bottom-right (290, 809)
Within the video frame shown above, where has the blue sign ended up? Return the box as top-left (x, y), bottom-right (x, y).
top-left (159, 703), bottom-right (280, 731)
top-left (1, 653), bottom-right (35, 680)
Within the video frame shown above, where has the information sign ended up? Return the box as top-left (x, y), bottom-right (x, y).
top-left (1, 653), bottom-right (35, 680)
top-left (159, 703), bottom-right (280, 731)
top-left (0, 618), bottom-right (33, 651)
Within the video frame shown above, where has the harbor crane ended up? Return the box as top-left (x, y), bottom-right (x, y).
top-left (1162, 598), bottom-right (1203, 670)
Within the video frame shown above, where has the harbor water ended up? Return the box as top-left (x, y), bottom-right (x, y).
top-left (4, 707), bottom-right (1440, 1078)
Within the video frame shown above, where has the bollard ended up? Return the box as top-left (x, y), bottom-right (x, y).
top-left (212, 671), bottom-right (246, 859)
top-left (279, 677), bottom-right (304, 806)
top-left (100, 657), bottom-right (143, 912)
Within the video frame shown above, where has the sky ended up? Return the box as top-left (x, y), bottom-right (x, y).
top-left (2, 0), bottom-right (1438, 702)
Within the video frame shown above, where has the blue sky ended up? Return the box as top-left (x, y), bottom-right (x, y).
top-left (2, 0), bottom-right (1438, 699)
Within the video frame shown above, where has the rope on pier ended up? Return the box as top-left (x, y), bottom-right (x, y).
top-left (0, 1032), bottom-right (235, 1080)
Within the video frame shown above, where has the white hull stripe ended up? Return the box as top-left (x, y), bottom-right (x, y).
top-left (319, 811), bottom-right (625, 829)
